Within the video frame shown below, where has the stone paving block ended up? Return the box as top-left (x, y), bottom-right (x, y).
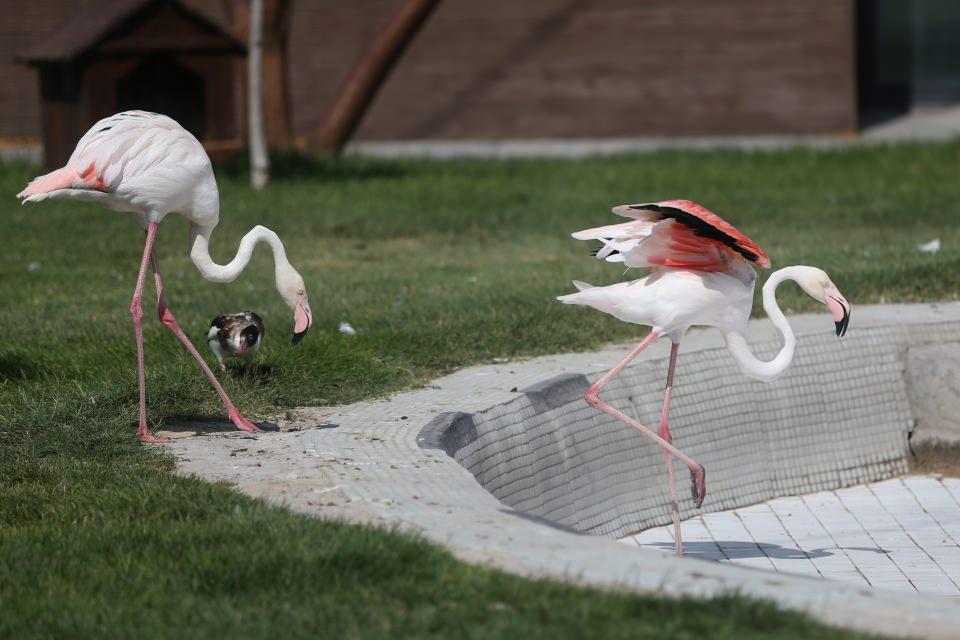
top-left (631, 475), bottom-right (960, 597)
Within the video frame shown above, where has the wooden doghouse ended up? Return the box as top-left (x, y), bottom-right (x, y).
top-left (20, 0), bottom-right (245, 168)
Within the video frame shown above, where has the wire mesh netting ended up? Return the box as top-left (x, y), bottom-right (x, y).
top-left (452, 322), bottom-right (954, 538)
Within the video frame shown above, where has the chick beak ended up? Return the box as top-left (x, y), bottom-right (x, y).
top-left (825, 286), bottom-right (851, 338)
top-left (292, 294), bottom-right (312, 345)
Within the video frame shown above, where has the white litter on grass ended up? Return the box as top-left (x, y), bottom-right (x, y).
top-left (27, 262), bottom-right (41, 272)
top-left (918, 238), bottom-right (941, 253)
top-left (338, 322), bottom-right (357, 336)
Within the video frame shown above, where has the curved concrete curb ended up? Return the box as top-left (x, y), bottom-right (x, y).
top-left (169, 303), bottom-right (960, 639)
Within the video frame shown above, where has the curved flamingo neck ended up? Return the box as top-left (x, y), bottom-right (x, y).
top-left (724, 267), bottom-right (798, 382)
top-left (189, 223), bottom-right (291, 284)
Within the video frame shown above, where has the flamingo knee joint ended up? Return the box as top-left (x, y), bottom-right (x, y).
top-left (584, 388), bottom-right (601, 409)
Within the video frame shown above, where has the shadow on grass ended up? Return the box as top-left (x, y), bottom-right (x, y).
top-left (216, 149), bottom-right (410, 182)
top-left (226, 362), bottom-right (277, 384)
top-left (0, 352), bottom-right (46, 382)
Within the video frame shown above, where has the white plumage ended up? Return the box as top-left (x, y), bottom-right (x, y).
top-left (560, 267), bottom-right (755, 342)
top-left (20, 112), bottom-right (217, 228)
top-left (17, 111), bottom-right (313, 442)
top-left (559, 199), bottom-right (851, 555)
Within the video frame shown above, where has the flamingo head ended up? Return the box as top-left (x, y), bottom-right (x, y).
top-left (794, 267), bottom-right (851, 338)
top-left (276, 265), bottom-right (312, 345)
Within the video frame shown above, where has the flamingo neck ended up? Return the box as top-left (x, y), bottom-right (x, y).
top-left (724, 267), bottom-right (798, 382)
top-left (189, 223), bottom-right (291, 284)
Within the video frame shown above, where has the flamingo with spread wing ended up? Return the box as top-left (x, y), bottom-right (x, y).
top-left (17, 111), bottom-right (313, 443)
top-left (559, 200), bottom-right (850, 555)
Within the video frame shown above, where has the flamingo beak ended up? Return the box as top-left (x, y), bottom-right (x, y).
top-left (825, 285), bottom-right (851, 338)
top-left (292, 294), bottom-right (312, 345)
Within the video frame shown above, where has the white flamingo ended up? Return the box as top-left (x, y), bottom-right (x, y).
top-left (558, 200), bottom-right (850, 555)
top-left (17, 111), bottom-right (313, 443)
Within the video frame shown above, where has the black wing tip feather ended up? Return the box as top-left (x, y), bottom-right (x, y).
top-left (628, 203), bottom-right (760, 263)
top-left (590, 246), bottom-right (620, 258)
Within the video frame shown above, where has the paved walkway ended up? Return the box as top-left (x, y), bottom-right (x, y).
top-left (623, 475), bottom-right (960, 596)
top-left (343, 106), bottom-right (960, 158)
top-left (862, 105), bottom-right (960, 142)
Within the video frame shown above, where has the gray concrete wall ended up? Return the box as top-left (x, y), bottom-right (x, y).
top-left (427, 322), bottom-right (960, 538)
top-left (907, 342), bottom-right (960, 463)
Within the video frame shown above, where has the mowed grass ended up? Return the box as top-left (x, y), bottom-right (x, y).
top-left (4, 141), bottom-right (959, 638)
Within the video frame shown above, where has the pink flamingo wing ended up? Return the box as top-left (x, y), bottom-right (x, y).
top-left (622, 219), bottom-right (730, 271)
top-left (614, 199), bottom-right (771, 268)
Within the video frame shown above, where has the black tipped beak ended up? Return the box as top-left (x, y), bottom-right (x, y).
top-left (292, 295), bottom-right (312, 346)
top-left (833, 300), bottom-right (850, 338)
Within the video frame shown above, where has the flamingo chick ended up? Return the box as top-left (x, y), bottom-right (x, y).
top-left (17, 111), bottom-right (314, 443)
top-left (208, 312), bottom-right (265, 373)
top-left (558, 199), bottom-right (850, 555)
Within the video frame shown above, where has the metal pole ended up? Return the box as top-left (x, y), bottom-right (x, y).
top-left (249, 0), bottom-right (270, 189)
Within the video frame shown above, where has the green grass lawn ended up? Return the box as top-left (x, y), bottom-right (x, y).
top-left (5, 141), bottom-right (959, 638)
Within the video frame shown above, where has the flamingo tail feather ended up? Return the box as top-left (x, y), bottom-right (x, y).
top-left (17, 167), bottom-right (76, 202)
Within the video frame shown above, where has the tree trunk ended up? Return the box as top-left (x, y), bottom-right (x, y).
top-left (249, 0), bottom-right (269, 190)
top-left (225, 0), bottom-right (293, 149)
top-left (261, 0), bottom-right (293, 148)
top-left (315, 0), bottom-right (443, 155)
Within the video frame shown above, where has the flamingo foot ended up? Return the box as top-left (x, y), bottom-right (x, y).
top-left (139, 427), bottom-right (173, 444)
top-left (690, 466), bottom-right (706, 508)
top-left (228, 410), bottom-right (263, 433)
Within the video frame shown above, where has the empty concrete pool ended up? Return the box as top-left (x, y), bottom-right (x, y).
top-left (419, 303), bottom-right (960, 597)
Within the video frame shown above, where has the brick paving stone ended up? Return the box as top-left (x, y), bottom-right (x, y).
top-left (625, 475), bottom-right (960, 595)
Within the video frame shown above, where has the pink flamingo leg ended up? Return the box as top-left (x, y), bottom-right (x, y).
top-left (583, 332), bottom-right (706, 516)
top-left (659, 342), bottom-right (683, 555)
top-left (148, 226), bottom-right (261, 434)
top-left (131, 223), bottom-right (171, 443)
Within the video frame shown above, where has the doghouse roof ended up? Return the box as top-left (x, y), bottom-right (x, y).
top-left (21, 0), bottom-right (244, 64)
